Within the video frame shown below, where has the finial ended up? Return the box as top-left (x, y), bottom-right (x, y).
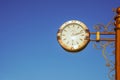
top-left (116, 7), bottom-right (120, 14)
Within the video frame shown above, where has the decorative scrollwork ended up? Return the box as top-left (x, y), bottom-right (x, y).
top-left (94, 21), bottom-right (115, 32)
top-left (94, 41), bottom-right (115, 80)
top-left (93, 19), bottom-right (115, 80)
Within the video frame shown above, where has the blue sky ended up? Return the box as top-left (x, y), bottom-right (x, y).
top-left (0, 0), bottom-right (119, 80)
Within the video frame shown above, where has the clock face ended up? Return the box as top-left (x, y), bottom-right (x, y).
top-left (57, 20), bottom-right (90, 52)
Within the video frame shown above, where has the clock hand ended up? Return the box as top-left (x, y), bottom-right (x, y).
top-left (72, 32), bottom-right (84, 36)
top-left (71, 30), bottom-right (83, 35)
top-left (74, 33), bottom-right (81, 35)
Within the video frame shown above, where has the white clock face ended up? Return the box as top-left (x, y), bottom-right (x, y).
top-left (61, 24), bottom-right (86, 48)
top-left (57, 20), bottom-right (90, 52)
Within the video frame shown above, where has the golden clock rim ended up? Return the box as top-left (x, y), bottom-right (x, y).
top-left (57, 20), bottom-right (90, 52)
top-left (59, 20), bottom-right (89, 30)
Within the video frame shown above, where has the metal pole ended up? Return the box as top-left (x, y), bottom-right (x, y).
top-left (114, 7), bottom-right (120, 80)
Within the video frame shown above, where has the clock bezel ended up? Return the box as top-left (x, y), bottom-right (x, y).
top-left (57, 20), bottom-right (90, 52)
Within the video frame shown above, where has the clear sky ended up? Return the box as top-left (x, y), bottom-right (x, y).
top-left (0, 0), bottom-right (119, 80)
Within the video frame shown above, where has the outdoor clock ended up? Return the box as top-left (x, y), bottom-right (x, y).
top-left (57, 20), bottom-right (90, 52)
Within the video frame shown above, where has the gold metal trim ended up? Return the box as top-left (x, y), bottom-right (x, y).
top-left (57, 20), bottom-right (90, 52)
top-left (96, 31), bottom-right (100, 42)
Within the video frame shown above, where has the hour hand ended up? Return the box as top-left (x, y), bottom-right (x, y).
top-left (72, 30), bottom-right (84, 36)
top-left (74, 33), bottom-right (81, 35)
top-left (72, 32), bottom-right (81, 36)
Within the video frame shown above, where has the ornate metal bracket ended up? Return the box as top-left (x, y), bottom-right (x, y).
top-left (88, 11), bottom-right (116, 80)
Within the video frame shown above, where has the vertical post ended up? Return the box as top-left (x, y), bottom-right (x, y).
top-left (115, 7), bottom-right (120, 80)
